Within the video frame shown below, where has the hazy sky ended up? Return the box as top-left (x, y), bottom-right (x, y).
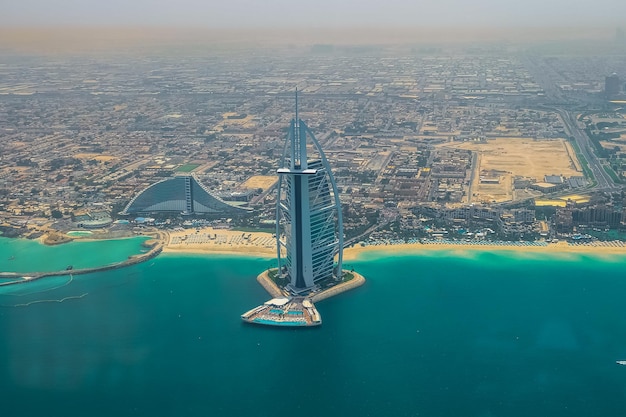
top-left (3, 0), bottom-right (626, 28)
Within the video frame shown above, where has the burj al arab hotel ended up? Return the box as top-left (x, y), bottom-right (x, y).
top-left (275, 99), bottom-right (343, 294)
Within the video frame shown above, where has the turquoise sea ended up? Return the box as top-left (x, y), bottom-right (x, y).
top-left (0, 236), bottom-right (150, 272)
top-left (1, 237), bottom-right (626, 416)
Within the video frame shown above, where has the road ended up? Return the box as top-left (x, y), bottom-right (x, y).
top-left (466, 151), bottom-right (478, 204)
top-left (556, 109), bottom-right (618, 191)
top-left (523, 55), bottom-right (618, 190)
top-left (341, 218), bottom-right (394, 250)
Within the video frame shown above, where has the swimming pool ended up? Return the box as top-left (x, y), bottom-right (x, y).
top-left (66, 231), bottom-right (93, 237)
top-left (253, 318), bottom-right (306, 326)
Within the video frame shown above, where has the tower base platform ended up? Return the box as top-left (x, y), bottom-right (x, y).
top-left (242, 269), bottom-right (365, 327)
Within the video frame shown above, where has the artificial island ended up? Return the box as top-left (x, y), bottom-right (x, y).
top-left (241, 97), bottom-right (365, 327)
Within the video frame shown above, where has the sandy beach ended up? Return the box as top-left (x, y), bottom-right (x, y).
top-left (342, 240), bottom-right (626, 261)
top-left (162, 227), bottom-right (276, 257)
top-left (161, 226), bottom-right (626, 260)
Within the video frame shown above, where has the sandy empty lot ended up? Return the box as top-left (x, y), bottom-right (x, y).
top-left (74, 153), bottom-right (118, 162)
top-left (241, 175), bottom-right (278, 191)
top-left (448, 138), bottom-right (581, 203)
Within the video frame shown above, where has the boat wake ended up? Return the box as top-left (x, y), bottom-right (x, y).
top-left (3, 274), bottom-right (75, 297)
top-left (3, 292), bottom-right (88, 308)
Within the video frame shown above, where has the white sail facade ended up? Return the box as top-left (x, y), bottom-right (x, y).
top-left (276, 119), bottom-right (343, 293)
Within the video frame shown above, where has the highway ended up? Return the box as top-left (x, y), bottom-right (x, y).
top-left (556, 108), bottom-right (619, 191)
top-left (523, 55), bottom-right (620, 191)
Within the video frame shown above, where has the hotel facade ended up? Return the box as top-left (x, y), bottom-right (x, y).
top-left (276, 116), bottom-right (343, 293)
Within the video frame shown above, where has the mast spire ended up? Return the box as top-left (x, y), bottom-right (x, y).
top-left (295, 88), bottom-right (299, 124)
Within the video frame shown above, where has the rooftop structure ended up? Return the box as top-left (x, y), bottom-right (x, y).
top-left (121, 175), bottom-right (250, 216)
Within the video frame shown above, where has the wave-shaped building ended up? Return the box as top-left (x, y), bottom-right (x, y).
top-left (121, 175), bottom-right (249, 216)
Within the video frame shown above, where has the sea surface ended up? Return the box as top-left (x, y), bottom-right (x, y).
top-left (1, 239), bottom-right (626, 417)
top-left (0, 236), bottom-right (150, 272)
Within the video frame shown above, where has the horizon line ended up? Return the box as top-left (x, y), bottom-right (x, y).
top-left (0, 25), bottom-right (621, 51)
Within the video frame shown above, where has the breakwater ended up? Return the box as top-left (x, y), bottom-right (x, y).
top-left (310, 271), bottom-right (365, 302)
top-left (255, 269), bottom-right (365, 301)
top-left (0, 239), bottom-right (163, 287)
top-left (256, 270), bottom-right (286, 297)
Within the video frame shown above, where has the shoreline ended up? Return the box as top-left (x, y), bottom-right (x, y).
top-left (162, 226), bottom-right (275, 258)
top-left (9, 225), bottom-right (626, 260)
top-left (342, 240), bottom-right (626, 260)
top-left (160, 226), bottom-right (626, 260)
top-left (4, 226), bottom-right (626, 287)
top-left (163, 245), bottom-right (275, 257)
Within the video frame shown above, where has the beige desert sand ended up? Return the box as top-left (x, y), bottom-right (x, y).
top-left (445, 137), bottom-right (582, 203)
top-left (240, 175), bottom-right (278, 191)
top-left (74, 153), bottom-right (118, 162)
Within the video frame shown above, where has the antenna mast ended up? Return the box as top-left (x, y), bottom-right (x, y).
top-left (295, 88), bottom-right (299, 125)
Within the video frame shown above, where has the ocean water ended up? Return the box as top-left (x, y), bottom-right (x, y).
top-left (0, 236), bottom-right (150, 272)
top-left (1, 242), bottom-right (626, 417)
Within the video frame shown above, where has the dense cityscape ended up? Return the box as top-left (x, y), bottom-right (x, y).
top-left (1, 37), bottom-right (626, 245)
top-left (3, 0), bottom-right (626, 411)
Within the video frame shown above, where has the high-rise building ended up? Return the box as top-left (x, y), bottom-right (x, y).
top-left (605, 73), bottom-right (621, 98)
top-left (275, 103), bottom-right (343, 294)
top-left (241, 98), bottom-right (360, 327)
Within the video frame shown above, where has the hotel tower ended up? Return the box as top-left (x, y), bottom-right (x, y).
top-left (275, 98), bottom-right (343, 294)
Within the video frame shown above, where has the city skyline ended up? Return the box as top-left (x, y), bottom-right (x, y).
top-left (0, 32), bottom-right (625, 248)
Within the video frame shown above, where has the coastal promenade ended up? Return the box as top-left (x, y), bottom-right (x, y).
top-left (0, 236), bottom-right (164, 287)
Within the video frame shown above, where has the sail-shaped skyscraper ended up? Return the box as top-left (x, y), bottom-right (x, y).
top-left (241, 95), bottom-right (360, 327)
top-left (275, 100), bottom-right (343, 294)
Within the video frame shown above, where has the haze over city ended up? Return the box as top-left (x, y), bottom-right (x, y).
top-left (3, 0), bottom-right (626, 28)
top-left (2, 0), bottom-right (626, 51)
